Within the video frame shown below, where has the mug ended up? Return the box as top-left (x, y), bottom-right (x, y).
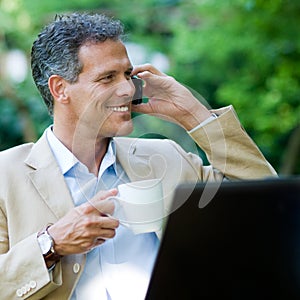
top-left (108, 179), bottom-right (164, 234)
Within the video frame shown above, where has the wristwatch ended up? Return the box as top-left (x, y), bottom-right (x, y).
top-left (37, 224), bottom-right (61, 271)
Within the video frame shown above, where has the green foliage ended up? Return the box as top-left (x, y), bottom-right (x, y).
top-left (166, 0), bottom-right (300, 172)
top-left (0, 0), bottom-right (299, 173)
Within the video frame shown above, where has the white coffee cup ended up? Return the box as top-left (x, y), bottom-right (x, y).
top-left (107, 179), bottom-right (164, 234)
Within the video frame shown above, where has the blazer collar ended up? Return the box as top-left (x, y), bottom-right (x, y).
top-left (24, 131), bottom-right (74, 219)
top-left (114, 137), bottom-right (158, 182)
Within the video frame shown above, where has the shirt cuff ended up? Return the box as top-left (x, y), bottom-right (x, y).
top-left (188, 113), bottom-right (218, 134)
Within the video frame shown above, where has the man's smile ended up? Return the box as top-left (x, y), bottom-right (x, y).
top-left (107, 105), bottom-right (130, 112)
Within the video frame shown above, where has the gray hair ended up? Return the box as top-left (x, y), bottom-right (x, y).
top-left (31, 12), bottom-right (124, 115)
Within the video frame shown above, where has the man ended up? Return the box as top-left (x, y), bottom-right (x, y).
top-left (0, 12), bottom-right (276, 299)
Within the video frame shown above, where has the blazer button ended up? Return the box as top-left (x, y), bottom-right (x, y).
top-left (16, 289), bottom-right (23, 297)
top-left (29, 280), bottom-right (37, 289)
top-left (21, 286), bottom-right (27, 295)
top-left (25, 283), bottom-right (31, 293)
top-left (73, 263), bottom-right (81, 274)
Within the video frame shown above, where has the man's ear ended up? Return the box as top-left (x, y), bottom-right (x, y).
top-left (48, 75), bottom-right (69, 104)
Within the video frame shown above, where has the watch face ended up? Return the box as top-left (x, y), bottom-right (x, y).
top-left (38, 233), bottom-right (53, 255)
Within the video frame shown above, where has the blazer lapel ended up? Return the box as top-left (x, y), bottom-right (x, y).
top-left (114, 137), bottom-right (158, 182)
top-left (25, 132), bottom-right (74, 220)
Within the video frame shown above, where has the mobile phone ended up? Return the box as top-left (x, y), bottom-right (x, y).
top-left (131, 75), bottom-right (143, 105)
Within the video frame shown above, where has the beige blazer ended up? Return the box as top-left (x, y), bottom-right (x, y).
top-left (0, 106), bottom-right (276, 299)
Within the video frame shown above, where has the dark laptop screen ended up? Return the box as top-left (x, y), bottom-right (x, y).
top-left (146, 177), bottom-right (300, 300)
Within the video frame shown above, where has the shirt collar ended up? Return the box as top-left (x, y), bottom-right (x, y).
top-left (46, 125), bottom-right (118, 176)
top-left (98, 139), bottom-right (117, 178)
top-left (46, 125), bottom-right (78, 174)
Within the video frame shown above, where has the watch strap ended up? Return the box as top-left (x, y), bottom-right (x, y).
top-left (37, 224), bottom-right (62, 270)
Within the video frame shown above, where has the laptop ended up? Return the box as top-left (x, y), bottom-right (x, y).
top-left (146, 176), bottom-right (300, 299)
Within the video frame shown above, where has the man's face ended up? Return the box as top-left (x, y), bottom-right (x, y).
top-left (63, 39), bottom-right (135, 139)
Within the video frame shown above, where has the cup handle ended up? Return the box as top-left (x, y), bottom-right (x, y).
top-left (104, 196), bottom-right (123, 219)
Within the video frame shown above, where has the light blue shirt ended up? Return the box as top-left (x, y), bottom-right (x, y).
top-left (46, 126), bottom-right (159, 300)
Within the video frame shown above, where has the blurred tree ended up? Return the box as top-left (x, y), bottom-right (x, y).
top-left (0, 0), bottom-right (299, 174)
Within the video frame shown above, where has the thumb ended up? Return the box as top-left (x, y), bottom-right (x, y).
top-left (89, 188), bottom-right (118, 215)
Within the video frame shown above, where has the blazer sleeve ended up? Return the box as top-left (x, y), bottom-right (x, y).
top-left (0, 217), bottom-right (62, 299)
top-left (186, 105), bottom-right (277, 180)
top-left (0, 145), bottom-right (64, 299)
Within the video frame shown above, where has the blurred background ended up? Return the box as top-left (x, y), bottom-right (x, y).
top-left (0, 0), bottom-right (299, 174)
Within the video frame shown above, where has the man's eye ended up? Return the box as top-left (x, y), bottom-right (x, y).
top-left (101, 75), bottom-right (113, 82)
top-left (103, 75), bottom-right (113, 80)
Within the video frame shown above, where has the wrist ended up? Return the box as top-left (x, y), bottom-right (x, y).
top-left (37, 224), bottom-right (62, 271)
top-left (182, 111), bottom-right (216, 131)
top-left (188, 113), bottom-right (218, 133)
